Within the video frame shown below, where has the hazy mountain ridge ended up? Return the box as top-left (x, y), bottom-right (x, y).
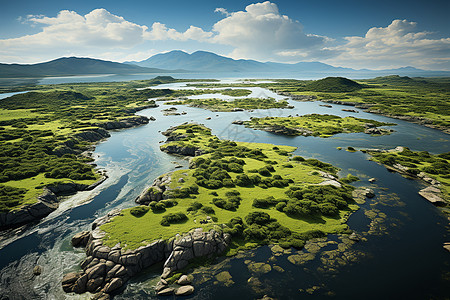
top-left (1, 52), bottom-right (449, 79)
top-left (0, 57), bottom-right (174, 78)
top-left (132, 50), bottom-right (450, 76)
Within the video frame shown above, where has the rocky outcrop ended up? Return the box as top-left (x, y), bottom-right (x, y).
top-left (245, 124), bottom-right (314, 137)
top-left (0, 177), bottom-right (107, 230)
top-left (0, 188), bottom-right (57, 229)
top-left (96, 116), bottom-right (151, 130)
top-left (74, 128), bottom-right (110, 142)
top-left (135, 174), bottom-right (171, 205)
top-left (161, 228), bottom-right (231, 278)
top-left (419, 186), bottom-right (446, 205)
top-left (63, 214), bottom-right (230, 298)
top-left (161, 144), bottom-right (205, 156)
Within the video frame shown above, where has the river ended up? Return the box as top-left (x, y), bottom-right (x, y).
top-left (0, 80), bottom-right (449, 299)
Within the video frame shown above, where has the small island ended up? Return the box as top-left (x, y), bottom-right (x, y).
top-left (238, 114), bottom-right (395, 137)
top-left (167, 97), bottom-right (292, 112)
top-left (62, 123), bottom-right (361, 298)
top-left (365, 147), bottom-right (449, 207)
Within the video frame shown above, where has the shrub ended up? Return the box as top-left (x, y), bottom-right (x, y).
top-left (258, 167), bottom-right (272, 176)
top-left (187, 201), bottom-right (203, 212)
top-left (245, 211), bottom-right (272, 225)
top-left (292, 156), bottom-right (305, 162)
top-left (130, 206), bottom-right (150, 217)
top-left (201, 206), bottom-right (215, 215)
top-left (160, 212), bottom-right (188, 226)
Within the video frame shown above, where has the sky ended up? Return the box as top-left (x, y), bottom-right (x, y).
top-left (0, 0), bottom-right (449, 70)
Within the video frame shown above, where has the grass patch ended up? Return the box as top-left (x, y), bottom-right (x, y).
top-left (101, 124), bottom-right (358, 250)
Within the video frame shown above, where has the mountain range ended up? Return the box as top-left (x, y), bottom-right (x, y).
top-left (1, 51), bottom-right (449, 79)
top-left (0, 57), bottom-right (174, 78)
top-left (130, 50), bottom-right (450, 76)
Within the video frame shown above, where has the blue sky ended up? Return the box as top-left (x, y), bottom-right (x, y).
top-left (1, 0), bottom-right (449, 70)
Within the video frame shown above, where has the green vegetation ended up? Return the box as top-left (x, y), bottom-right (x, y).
top-left (0, 77), bottom-right (186, 212)
top-left (242, 114), bottom-right (395, 137)
top-left (304, 77), bottom-right (363, 92)
top-left (368, 147), bottom-right (450, 200)
top-left (167, 97), bottom-right (291, 112)
top-left (263, 76), bottom-right (450, 130)
top-left (100, 124), bottom-right (358, 250)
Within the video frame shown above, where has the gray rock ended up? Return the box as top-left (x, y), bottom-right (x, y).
top-left (86, 263), bottom-right (106, 280)
top-left (72, 274), bottom-right (88, 294)
top-left (33, 265), bottom-right (42, 276)
top-left (157, 287), bottom-right (175, 296)
top-left (175, 285), bottom-right (195, 296)
top-left (104, 277), bottom-right (123, 293)
top-left (72, 231), bottom-right (91, 248)
top-left (177, 274), bottom-right (192, 285)
top-left (364, 189), bottom-right (375, 198)
top-left (368, 178), bottom-right (376, 183)
top-left (86, 277), bottom-right (104, 293)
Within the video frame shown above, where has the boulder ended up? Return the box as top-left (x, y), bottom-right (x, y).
top-left (175, 285), bottom-right (195, 296)
top-left (104, 277), bottom-right (123, 293)
top-left (368, 178), bottom-right (376, 183)
top-left (157, 287), bottom-right (175, 296)
top-left (72, 231), bottom-right (91, 247)
top-left (86, 277), bottom-right (104, 293)
top-left (72, 274), bottom-right (88, 294)
top-left (364, 189), bottom-right (375, 198)
top-left (177, 274), bottom-right (192, 285)
top-left (33, 265), bottom-right (42, 276)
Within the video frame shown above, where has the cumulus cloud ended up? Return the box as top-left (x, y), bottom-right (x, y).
top-left (145, 23), bottom-right (212, 41)
top-left (211, 1), bottom-right (332, 61)
top-left (327, 19), bottom-right (450, 70)
top-left (0, 8), bottom-right (212, 63)
top-left (214, 8), bottom-right (230, 16)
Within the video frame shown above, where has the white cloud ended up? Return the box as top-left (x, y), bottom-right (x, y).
top-left (144, 23), bottom-right (212, 41)
top-left (211, 1), bottom-right (332, 61)
top-left (327, 19), bottom-right (450, 70)
top-left (214, 8), bottom-right (230, 17)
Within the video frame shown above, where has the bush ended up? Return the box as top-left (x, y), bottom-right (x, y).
top-left (258, 167), bottom-right (272, 176)
top-left (245, 211), bottom-right (272, 225)
top-left (292, 156), bottom-right (305, 162)
top-left (187, 201), bottom-right (203, 212)
top-left (130, 206), bottom-right (150, 217)
top-left (253, 196), bottom-right (278, 208)
top-left (201, 206), bottom-right (215, 215)
top-left (160, 212), bottom-right (188, 226)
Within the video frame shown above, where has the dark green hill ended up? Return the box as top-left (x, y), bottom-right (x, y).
top-left (0, 57), bottom-right (173, 78)
top-left (364, 75), bottom-right (428, 86)
top-left (305, 77), bottom-right (363, 92)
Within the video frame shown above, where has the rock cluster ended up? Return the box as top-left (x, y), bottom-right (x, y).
top-left (96, 116), bottom-right (151, 130)
top-left (135, 174), bottom-right (171, 205)
top-left (62, 214), bottom-right (230, 298)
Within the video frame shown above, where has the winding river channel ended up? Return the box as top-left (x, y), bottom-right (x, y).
top-left (1, 79), bottom-right (449, 299)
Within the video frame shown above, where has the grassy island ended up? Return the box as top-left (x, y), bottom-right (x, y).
top-left (367, 147), bottom-right (450, 205)
top-left (241, 114), bottom-right (395, 137)
top-left (100, 123), bottom-right (359, 252)
top-left (167, 97), bottom-right (291, 112)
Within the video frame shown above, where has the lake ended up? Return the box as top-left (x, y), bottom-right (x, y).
top-left (0, 80), bottom-right (449, 299)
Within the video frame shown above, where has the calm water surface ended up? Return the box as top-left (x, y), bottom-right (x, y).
top-left (0, 80), bottom-right (449, 299)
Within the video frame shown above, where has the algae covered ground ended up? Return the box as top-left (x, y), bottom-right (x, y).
top-left (100, 124), bottom-right (358, 252)
top-left (242, 114), bottom-right (395, 137)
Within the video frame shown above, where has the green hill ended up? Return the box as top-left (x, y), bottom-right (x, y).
top-left (305, 77), bottom-right (363, 92)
